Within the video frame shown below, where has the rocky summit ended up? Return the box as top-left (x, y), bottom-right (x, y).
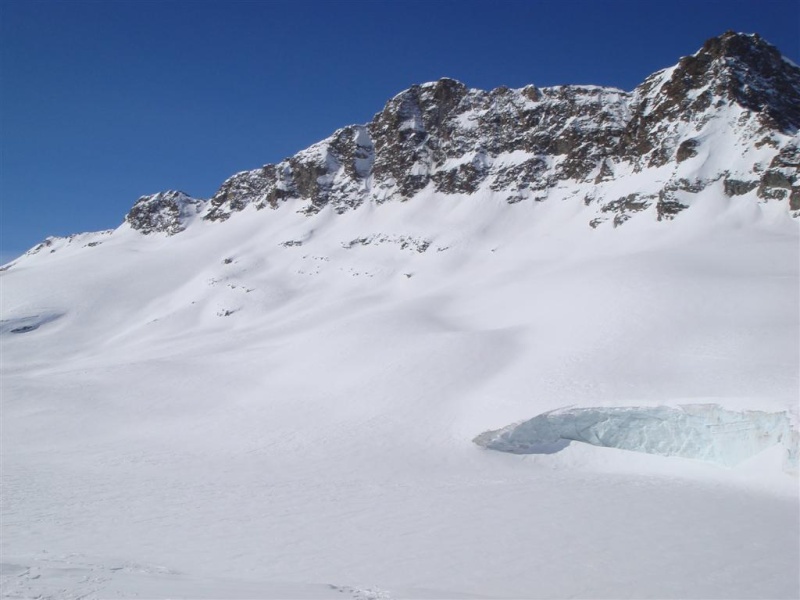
top-left (122, 31), bottom-right (800, 236)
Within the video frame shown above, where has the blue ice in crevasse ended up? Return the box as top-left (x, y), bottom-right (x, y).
top-left (474, 405), bottom-right (799, 470)
top-left (0, 312), bottom-right (63, 335)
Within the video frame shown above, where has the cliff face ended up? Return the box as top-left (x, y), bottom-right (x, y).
top-left (126, 32), bottom-right (800, 234)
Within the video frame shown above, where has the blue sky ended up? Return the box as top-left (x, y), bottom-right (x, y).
top-left (2, 0), bottom-right (798, 261)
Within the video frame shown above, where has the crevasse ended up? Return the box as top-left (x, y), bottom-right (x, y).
top-left (474, 405), bottom-right (799, 470)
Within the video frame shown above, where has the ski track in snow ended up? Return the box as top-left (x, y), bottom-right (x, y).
top-left (0, 554), bottom-right (408, 600)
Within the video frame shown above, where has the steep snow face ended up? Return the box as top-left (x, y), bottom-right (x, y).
top-left (475, 405), bottom-right (799, 470)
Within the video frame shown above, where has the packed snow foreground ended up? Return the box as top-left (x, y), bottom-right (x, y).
top-left (2, 32), bottom-right (799, 599)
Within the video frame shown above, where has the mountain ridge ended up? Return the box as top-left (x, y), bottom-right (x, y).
top-left (11, 31), bottom-right (800, 260)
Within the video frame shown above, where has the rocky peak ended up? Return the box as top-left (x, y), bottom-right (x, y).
top-left (634, 32), bottom-right (800, 135)
top-left (620, 32), bottom-right (800, 171)
top-left (125, 190), bottom-right (205, 235)
top-left (682, 32), bottom-right (798, 129)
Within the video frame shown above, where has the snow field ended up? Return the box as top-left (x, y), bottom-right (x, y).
top-left (2, 186), bottom-right (799, 598)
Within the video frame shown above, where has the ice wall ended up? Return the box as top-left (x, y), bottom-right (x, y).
top-left (474, 405), bottom-right (799, 470)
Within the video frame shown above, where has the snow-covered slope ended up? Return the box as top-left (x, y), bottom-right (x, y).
top-left (1, 32), bottom-right (799, 599)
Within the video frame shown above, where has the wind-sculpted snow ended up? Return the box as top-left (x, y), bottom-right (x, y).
top-left (475, 405), bottom-right (799, 470)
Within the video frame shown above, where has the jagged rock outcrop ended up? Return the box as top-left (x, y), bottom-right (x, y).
top-left (125, 191), bottom-right (205, 235)
top-left (205, 125), bottom-right (374, 221)
top-left (760, 144), bottom-right (800, 208)
top-left (133, 32), bottom-right (800, 230)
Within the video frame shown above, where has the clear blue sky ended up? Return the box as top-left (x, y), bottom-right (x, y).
top-left (2, 0), bottom-right (798, 260)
